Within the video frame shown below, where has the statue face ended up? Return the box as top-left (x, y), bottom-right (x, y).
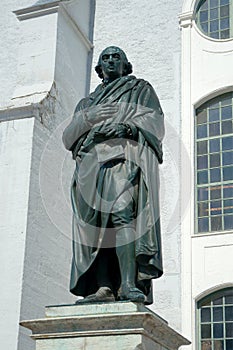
top-left (100, 47), bottom-right (124, 80)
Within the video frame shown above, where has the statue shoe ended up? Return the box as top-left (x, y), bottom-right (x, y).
top-left (119, 285), bottom-right (146, 303)
top-left (75, 287), bottom-right (115, 304)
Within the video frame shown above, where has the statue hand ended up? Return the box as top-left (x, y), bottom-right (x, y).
top-left (102, 124), bottom-right (131, 138)
top-left (86, 104), bottom-right (118, 124)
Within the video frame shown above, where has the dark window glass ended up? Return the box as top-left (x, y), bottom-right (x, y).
top-left (223, 152), bottom-right (233, 166)
top-left (225, 306), bottom-right (233, 321)
top-left (226, 323), bottom-right (233, 337)
top-left (210, 200), bottom-right (222, 215)
top-left (222, 106), bottom-right (232, 120)
top-left (210, 186), bottom-right (221, 200)
top-left (213, 307), bottom-right (223, 321)
top-left (209, 123), bottom-right (220, 136)
top-left (210, 168), bottom-right (221, 182)
top-left (222, 121), bottom-right (233, 134)
top-left (200, 10), bottom-right (209, 21)
top-left (201, 22), bottom-right (209, 32)
top-left (209, 139), bottom-right (220, 153)
top-left (211, 32), bottom-right (220, 38)
top-left (222, 95), bottom-right (232, 106)
top-left (202, 324), bottom-right (211, 338)
top-left (210, 154), bottom-right (221, 167)
top-left (221, 29), bottom-right (230, 39)
top-left (213, 297), bottom-right (223, 305)
top-left (226, 339), bottom-right (233, 350)
top-left (223, 166), bottom-right (233, 181)
top-left (202, 308), bottom-right (211, 322)
top-left (220, 0), bottom-right (229, 5)
top-left (198, 155), bottom-right (209, 169)
top-left (220, 4), bottom-right (229, 17)
top-left (213, 340), bottom-right (224, 350)
top-left (198, 217), bottom-right (209, 232)
top-left (222, 137), bottom-right (233, 151)
top-left (198, 124), bottom-right (208, 138)
top-left (223, 199), bottom-right (233, 213)
top-left (210, 8), bottom-right (218, 19)
top-left (211, 0), bottom-right (219, 8)
top-left (223, 185), bottom-right (233, 198)
top-left (198, 141), bottom-right (208, 154)
top-left (210, 20), bottom-right (219, 32)
top-left (211, 216), bottom-right (222, 230)
top-left (224, 215), bottom-right (233, 229)
top-left (220, 17), bottom-right (229, 30)
top-left (199, 202), bottom-right (209, 217)
top-left (225, 296), bottom-right (233, 304)
top-left (213, 323), bottom-right (223, 338)
top-left (197, 110), bottom-right (208, 124)
top-left (198, 171), bottom-right (209, 184)
top-left (209, 108), bottom-right (220, 122)
top-left (198, 187), bottom-right (209, 201)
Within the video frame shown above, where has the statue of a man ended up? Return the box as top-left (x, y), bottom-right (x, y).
top-left (63, 46), bottom-right (164, 304)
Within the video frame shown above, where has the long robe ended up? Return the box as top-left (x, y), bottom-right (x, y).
top-left (63, 75), bottom-right (165, 304)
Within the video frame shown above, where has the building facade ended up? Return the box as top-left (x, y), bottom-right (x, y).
top-left (0, 0), bottom-right (232, 349)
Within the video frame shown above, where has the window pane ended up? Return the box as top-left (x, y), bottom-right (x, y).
top-left (209, 123), bottom-right (220, 137)
top-left (210, 139), bottom-right (220, 153)
top-left (220, 0), bottom-right (229, 5)
top-left (220, 29), bottom-right (230, 39)
top-left (209, 108), bottom-right (220, 122)
top-left (222, 137), bottom-right (233, 151)
top-left (213, 307), bottom-right (223, 321)
top-left (225, 296), bottom-right (233, 304)
top-left (199, 202), bottom-right (209, 217)
top-left (226, 323), bottom-right (233, 337)
top-left (210, 186), bottom-right (221, 200)
top-left (222, 95), bottom-right (232, 106)
top-left (211, 0), bottom-right (219, 8)
top-left (198, 155), bottom-right (209, 169)
top-left (220, 17), bottom-right (229, 30)
top-left (210, 168), bottom-right (221, 182)
top-left (210, 8), bottom-right (218, 19)
top-left (223, 185), bottom-right (233, 198)
top-left (224, 215), bottom-right (233, 230)
top-left (201, 22), bottom-right (209, 32)
top-left (201, 307), bottom-right (211, 322)
top-left (213, 340), bottom-right (224, 350)
top-left (223, 166), bottom-right (233, 181)
top-left (214, 297), bottom-right (223, 305)
top-left (197, 110), bottom-right (208, 124)
top-left (220, 5), bottom-right (229, 17)
top-left (198, 217), bottom-right (209, 232)
top-left (222, 121), bottom-right (233, 134)
top-left (225, 306), bottom-right (233, 321)
top-left (210, 154), bottom-right (220, 167)
top-left (210, 200), bottom-right (222, 215)
top-left (223, 199), bottom-right (233, 213)
top-left (198, 141), bottom-right (208, 154)
top-left (211, 216), bottom-right (222, 231)
top-left (211, 32), bottom-right (220, 39)
top-left (213, 323), bottom-right (223, 338)
top-left (223, 152), bottom-right (233, 166)
top-left (198, 187), bottom-right (209, 201)
top-left (210, 20), bottom-right (219, 32)
top-left (202, 324), bottom-right (211, 338)
top-left (201, 340), bottom-right (212, 350)
top-left (226, 339), bottom-right (233, 350)
top-left (198, 171), bottom-right (209, 184)
top-left (200, 10), bottom-right (208, 22)
top-left (198, 124), bottom-right (208, 138)
top-left (222, 106), bottom-right (232, 120)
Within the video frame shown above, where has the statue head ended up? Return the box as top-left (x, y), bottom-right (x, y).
top-left (95, 46), bottom-right (133, 81)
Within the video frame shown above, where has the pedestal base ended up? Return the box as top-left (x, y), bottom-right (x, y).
top-left (20, 302), bottom-right (190, 350)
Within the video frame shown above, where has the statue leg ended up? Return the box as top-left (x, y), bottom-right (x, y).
top-left (115, 227), bottom-right (145, 303)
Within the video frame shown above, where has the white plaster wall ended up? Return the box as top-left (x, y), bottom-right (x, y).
top-left (0, 1), bottom-right (94, 349)
top-left (180, 4), bottom-right (233, 349)
top-left (91, 0), bottom-right (183, 331)
top-left (0, 117), bottom-right (34, 350)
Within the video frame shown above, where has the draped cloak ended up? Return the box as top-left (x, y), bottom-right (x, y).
top-left (62, 75), bottom-right (165, 304)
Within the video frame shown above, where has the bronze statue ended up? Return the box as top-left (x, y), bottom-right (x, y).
top-left (63, 46), bottom-right (164, 304)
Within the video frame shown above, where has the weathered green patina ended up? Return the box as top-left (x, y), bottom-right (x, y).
top-left (63, 47), bottom-right (164, 304)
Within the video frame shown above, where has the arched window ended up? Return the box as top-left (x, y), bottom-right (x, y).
top-left (197, 288), bottom-right (233, 350)
top-left (195, 92), bottom-right (233, 233)
top-left (195, 0), bottom-right (232, 40)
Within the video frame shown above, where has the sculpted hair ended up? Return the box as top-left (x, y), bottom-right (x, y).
top-left (95, 46), bottom-right (133, 80)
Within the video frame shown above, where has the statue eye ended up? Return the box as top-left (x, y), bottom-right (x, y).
top-left (113, 54), bottom-right (120, 60)
top-left (102, 55), bottom-right (109, 61)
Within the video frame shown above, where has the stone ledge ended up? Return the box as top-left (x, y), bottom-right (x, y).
top-left (20, 302), bottom-right (190, 350)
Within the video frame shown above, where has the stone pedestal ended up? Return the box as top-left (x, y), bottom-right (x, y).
top-left (20, 302), bottom-right (190, 350)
